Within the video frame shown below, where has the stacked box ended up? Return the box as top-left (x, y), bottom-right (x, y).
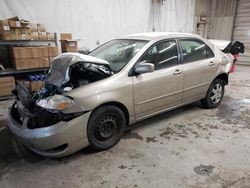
top-left (37, 46), bottom-right (49, 67)
top-left (30, 80), bottom-right (43, 91)
top-left (60, 33), bottom-right (78, 52)
top-left (48, 46), bottom-right (59, 63)
top-left (61, 40), bottom-right (78, 52)
top-left (46, 32), bottom-right (55, 40)
top-left (10, 46), bottom-right (59, 69)
top-left (60, 33), bottom-right (72, 40)
top-left (38, 32), bottom-right (47, 40)
top-left (48, 46), bottom-right (58, 57)
top-left (0, 76), bottom-right (15, 97)
top-left (17, 79), bottom-right (44, 91)
top-left (10, 47), bottom-right (39, 69)
top-left (9, 20), bottom-right (21, 28)
top-left (0, 20), bottom-right (12, 40)
top-left (0, 17), bottom-right (56, 41)
top-left (29, 23), bottom-right (39, 40)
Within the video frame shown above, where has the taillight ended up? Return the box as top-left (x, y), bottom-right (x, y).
top-left (230, 54), bottom-right (239, 73)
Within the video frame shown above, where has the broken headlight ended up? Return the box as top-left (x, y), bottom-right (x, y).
top-left (36, 95), bottom-right (73, 111)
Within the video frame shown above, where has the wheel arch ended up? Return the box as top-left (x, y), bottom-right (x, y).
top-left (92, 101), bottom-right (130, 126)
top-left (214, 73), bottom-right (228, 85)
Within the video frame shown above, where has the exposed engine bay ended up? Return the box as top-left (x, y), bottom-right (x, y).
top-left (11, 53), bottom-right (113, 129)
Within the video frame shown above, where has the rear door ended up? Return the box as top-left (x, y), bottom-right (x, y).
top-left (178, 38), bottom-right (218, 103)
top-left (133, 39), bottom-right (183, 119)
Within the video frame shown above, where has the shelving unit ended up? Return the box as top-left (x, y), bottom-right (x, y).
top-left (0, 33), bottom-right (57, 100)
top-left (0, 33), bottom-right (57, 76)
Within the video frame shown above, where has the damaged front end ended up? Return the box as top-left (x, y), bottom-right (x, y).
top-left (10, 53), bottom-right (113, 129)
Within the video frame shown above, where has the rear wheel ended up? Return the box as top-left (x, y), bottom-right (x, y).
top-left (201, 79), bottom-right (224, 108)
top-left (87, 105), bottom-right (126, 150)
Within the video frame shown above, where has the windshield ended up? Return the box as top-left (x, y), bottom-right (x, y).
top-left (89, 39), bottom-right (148, 72)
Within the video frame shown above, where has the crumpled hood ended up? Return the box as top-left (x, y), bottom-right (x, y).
top-left (47, 53), bottom-right (109, 87)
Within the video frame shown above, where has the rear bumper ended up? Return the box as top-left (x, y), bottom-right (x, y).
top-left (8, 107), bottom-right (91, 157)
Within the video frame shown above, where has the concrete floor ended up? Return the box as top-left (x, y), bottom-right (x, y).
top-left (0, 65), bottom-right (250, 188)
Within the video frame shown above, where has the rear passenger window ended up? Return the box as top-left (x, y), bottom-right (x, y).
top-left (140, 40), bottom-right (178, 70)
top-left (179, 39), bottom-right (214, 63)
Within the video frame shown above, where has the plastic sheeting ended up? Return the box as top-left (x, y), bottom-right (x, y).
top-left (0, 0), bottom-right (195, 49)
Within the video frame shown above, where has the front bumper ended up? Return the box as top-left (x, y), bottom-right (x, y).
top-left (8, 107), bottom-right (91, 157)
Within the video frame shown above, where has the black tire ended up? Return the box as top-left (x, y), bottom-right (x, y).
top-left (87, 105), bottom-right (126, 151)
top-left (201, 79), bottom-right (225, 109)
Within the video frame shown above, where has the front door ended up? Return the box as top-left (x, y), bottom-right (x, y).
top-left (133, 39), bottom-right (183, 120)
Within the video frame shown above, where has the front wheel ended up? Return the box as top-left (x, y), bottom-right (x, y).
top-left (201, 79), bottom-right (225, 109)
top-left (87, 105), bottom-right (126, 151)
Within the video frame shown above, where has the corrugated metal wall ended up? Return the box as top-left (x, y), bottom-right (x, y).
top-left (232, 0), bottom-right (250, 64)
top-left (208, 0), bottom-right (237, 40)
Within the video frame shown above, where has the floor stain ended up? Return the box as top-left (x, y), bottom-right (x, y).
top-left (123, 132), bottom-right (143, 141)
top-left (129, 153), bottom-right (140, 159)
top-left (194, 164), bottom-right (215, 176)
top-left (146, 137), bottom-right (157, 143)
top-left (118, 165), bottom-right (127, 169)
top-left (216, 98), bottom-right (250, 126)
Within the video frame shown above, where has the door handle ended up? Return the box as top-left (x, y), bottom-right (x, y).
top-left (209, 61), bottom-right (216, 66)
top-left (173, 69), bottom-right (183, 75)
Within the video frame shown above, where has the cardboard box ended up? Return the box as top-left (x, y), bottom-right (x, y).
top-left (0, 76), bottom-right (15, 96)
top-left (17, 79), bottom-right (44, 91)
top-left (60, 33), bottom-right (72, 40)
top-left (11, 47), bottom-right (38, 60)
top-left (46, 32), bottom-right (55, 40)
top-left (0, 20), bottom-right (10, 32)
top-left (14, 29), bottom-right (21, 40)
top-left (61, 40), bottom-right (78, 52)
top-left (48, 46), bottom-right (58, 57)
top-left (0, 20), bottom-right (12, 40)
top-left (11, 47), bottom-right (28, 59)
top-left (10, 29), bottom-right (17, 40)
top-left (38, 57), bottom-right (49, 67)
top-left (9, 20), bottom-right (21, 28)
top-left (0, 31), bottom-right (12, 40)
top-left (29, 58), bottom-right (39, 69)
top-left (38, 32), bottom-right (47, 40)
top-left (14, 58), bottom-right (39, 70)
top-left (15, 28), bottom-right (31, 40)
top-left (37, 24), bottom-right (46, 32)
top-left (26, 47), bottom-right (38, 58)
top-left (37, 47), bottom-right (49, 57)
top-left (30, 81), bottom-right (44, 91)
top-left (31, 31), bottom-right (39, 40)
top-left (14, 59), bottom-right (29, 69)
top-left (28, 23), bottom-right (38, 31)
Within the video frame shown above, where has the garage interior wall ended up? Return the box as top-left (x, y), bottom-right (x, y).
top-left (0, 0), bottom-right (195, 50)
top-left (232, 0), bottom-right (250, 64)
top-left (194, 0), bottom-right (237, 40)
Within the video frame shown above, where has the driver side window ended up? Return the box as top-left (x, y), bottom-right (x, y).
top-left (140, 40), bottom-right (178, 70)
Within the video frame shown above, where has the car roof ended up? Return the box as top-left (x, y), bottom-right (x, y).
top-left (120, 32), bottom-right (201, 41)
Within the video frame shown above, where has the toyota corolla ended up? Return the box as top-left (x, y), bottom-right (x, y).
top-left (8, 32), bottom-right (244, 157)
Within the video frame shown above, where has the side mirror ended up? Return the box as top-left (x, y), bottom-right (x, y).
top-left (134, 62), bottom-right (155, 75)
